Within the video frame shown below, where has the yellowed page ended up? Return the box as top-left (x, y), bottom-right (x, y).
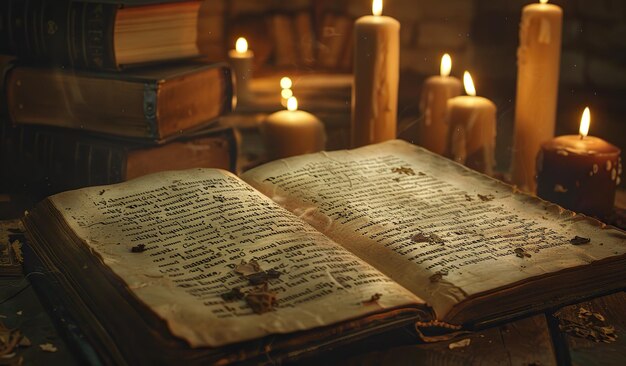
top-left (47, 169), bottom-right (423, 348)
top-left (242, 140), bottom-right (626, 319)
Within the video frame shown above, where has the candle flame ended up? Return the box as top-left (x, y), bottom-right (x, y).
top-left (441, 54), bottom-right (452, 77)
top-left (280, 77), bottom-right (293, 90)
top-left (463, 71), bottom-right (476, 97)
top-left (287, 97), bottom-right (298, 111)
top-left (372, 0), bottom-right (383, 16)
top-left (281, 88), bottom-right (293, 99)
top-left (235, 37), bottom-right (248, 53)
top-left (579, 107), bottom-right (590, 138)
top-left (540, 0), bottom-right (549, 4)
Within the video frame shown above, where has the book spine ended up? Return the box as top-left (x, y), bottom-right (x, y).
top-left (1, 125), bottom-right (126, 198)
top-left (3, 0), bottom-right (118, 70)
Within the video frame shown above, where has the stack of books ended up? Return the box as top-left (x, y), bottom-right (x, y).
top-left (0, 0), bottom-right (236, 199)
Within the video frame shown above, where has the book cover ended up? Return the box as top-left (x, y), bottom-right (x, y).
top-left (6, 61), bottom-right (234, 139)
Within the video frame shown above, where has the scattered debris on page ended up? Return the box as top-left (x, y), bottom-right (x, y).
top-left (221, 288), bottom-right (245, 302)
top-left (391, 167), bottom-right (416, 176)
top-left (411, 233), bottom-right (445, 245)
top-left (514, 248), bottom-right (532, 258)
top-left (362, 293), bottom-right (383, 305)
top-left (131, 244), bottom-right (146, 253)
top-left (477, 194), bottom-right (495, 202)
top-left (39, 343), bottom-right (57, 353)
top-left (229, 261), bottom-right (282, 313)
top-left (570, 236), bottom-right (591, 245)
top-left (558, 306), bottom-right (617, 343)
top-left (246, 269), bottom-right (282, 286)
top-left (10, 241), bottom-right (23, 264)
top-left (448, 338), bottom-right (471, 350)
top-left (411, 233), bottom-right (429, 243)
top-left (234, 260), bottom-right (282, 285)
top-left (429, 270), bottom-right (449, 283)
top-left (464, 194), bottom-right (473, 202)
top-left (234, 260), bottom-right (262, 277)
top-left (245, 284), bottom-right (278, 314)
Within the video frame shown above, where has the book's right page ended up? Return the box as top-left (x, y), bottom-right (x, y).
top-left (242, 140), bottom-right (626, 322)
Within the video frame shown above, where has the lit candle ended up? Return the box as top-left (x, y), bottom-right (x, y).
top-left (418, 53), bottom-right (463, 155)
top-left (280, 77), bottom-right (293, 108)
top-left (536, 107), bottom-right (622, 218)
top-left (445, 72), bottom-right (497, 175)
top-left (263, 96), bottom-right (326, 160)
top-left (511, 0), bottom-right (563, 192)
top-left (228, 37), bottom-right (254, 104)
top-left (351, 0), bottom-right (400, 147)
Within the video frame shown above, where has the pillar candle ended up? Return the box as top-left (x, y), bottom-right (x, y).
top-left (228, 37), bottom-right (254, 104)
top-left (511, 0), bottom-right (563, 192)
top-left (418, 54), bottom-right (463, 155)
top-left (446, 72), bottom-right (497, 175)
top-left (351, 0), bottom-right (400, 147)
top-left (263, 97), bottom-right (326, 160)
top-left (537, 108), bottom-right (622, 218)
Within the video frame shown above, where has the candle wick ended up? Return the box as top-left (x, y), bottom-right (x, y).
top-left (579, 134), bottom-right (584, 140)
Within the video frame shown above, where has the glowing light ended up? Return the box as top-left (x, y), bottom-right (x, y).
top-left (579, 107), bottom-right (590, 138)
top-left (235, 37), bottom-right (248, 53)
top-left (287, 97), bottom-right (298, 111)
top-left (280, 77), bottom-right (292, 90)
top-left (540, 0), bottom-right (549, 4)
top-left (281, 88), bottom-right (293, 99)
top-left (463, 71), bottom-right (476, 97)
top-left (441, 54), bottom-right (452, 77)
top-left (372, 0), bottom-right (383, 16)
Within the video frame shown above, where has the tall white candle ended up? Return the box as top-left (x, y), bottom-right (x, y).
top-left (446, 72), bottom-right (497, 175)
top-left (228, 37), bottom-right (254, 104)
top-left (418, 54), bottom-right (463, 155)
top-left (351, 0), bottom-right (400, 147)
top-left (511, 0), bottom-right (563, 192)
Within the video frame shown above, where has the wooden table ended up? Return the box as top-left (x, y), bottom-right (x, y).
top-left (1, 274), bottom-right (625, 365)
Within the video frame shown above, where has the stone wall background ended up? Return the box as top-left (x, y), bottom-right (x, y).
top-left (204, 0), bottom-right (625, 170)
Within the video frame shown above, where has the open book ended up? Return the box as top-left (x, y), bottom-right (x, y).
top-left (23, 140), bottom-right (626, 365)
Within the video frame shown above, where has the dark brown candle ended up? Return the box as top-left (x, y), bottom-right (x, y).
top-left (536, 108), bottom-right (621, 218)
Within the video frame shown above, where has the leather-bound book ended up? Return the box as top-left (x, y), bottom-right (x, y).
top-left (6, 61), bottom-right (233, 139)
top-left (0, 0), bottom-right (218, 70)
top-left (0, 122), bottom-right (237, 198)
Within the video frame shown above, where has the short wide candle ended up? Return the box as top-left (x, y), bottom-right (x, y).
top-left (537, 108), bottom-right (622, 218)
top-left (263, 97), bottom-right (326, 160)
top-left (351, 0), bottom-right (400, 147)
top-left (445, 72), bottom-right (497, 175)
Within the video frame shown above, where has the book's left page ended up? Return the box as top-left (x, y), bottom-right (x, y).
top-left (45, 169), bottom-right (425, 348)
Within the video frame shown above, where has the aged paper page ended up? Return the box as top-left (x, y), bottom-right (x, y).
top-left (48, 169), bottom-right (422, 348)
top-left (242, 140), bottom-right (626, 319)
